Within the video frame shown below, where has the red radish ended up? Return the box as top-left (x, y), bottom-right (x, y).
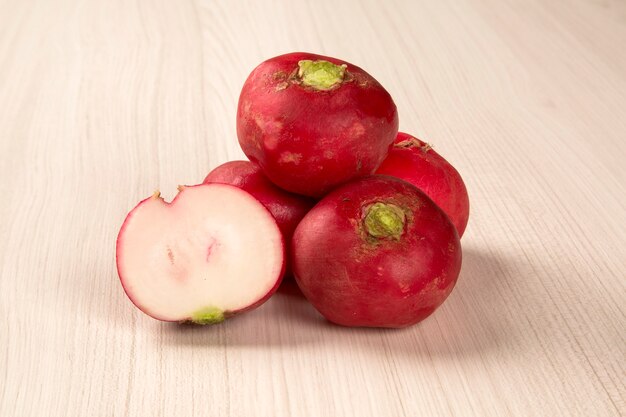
top-left (116, 184), bottom-right (285, 324)
top-left (237, 52), bottom-right (399, 197)
top-left (376, 132), bottom-right (470, 237)
top-left (203, 160), bottom-right (315, 275)
top-left (292, 176), bottom-right (461, 328)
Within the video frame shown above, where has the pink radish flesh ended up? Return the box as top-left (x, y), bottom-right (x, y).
top-left (116, 184), bottom-right (285, 324)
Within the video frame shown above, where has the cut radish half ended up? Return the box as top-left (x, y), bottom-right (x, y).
top-left (116, 184), bottom-right (285, 324)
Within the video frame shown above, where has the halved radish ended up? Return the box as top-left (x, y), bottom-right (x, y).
top-left (116, 184), bottom-right (285, 324)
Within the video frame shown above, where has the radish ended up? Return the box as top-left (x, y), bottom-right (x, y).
top-left (292, 176), bottom-right (461, 328)
top-left (203, 160), bottom-right (315, 277)
top-left (237, 52), bottom-right (399, 197)
top-left (116, 184), bottom-right (285, 324)
top-left (376, 132), bottom-right (470, 237)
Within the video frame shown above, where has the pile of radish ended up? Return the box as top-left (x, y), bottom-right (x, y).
top-left (116, 52), bottom-right (469, 328)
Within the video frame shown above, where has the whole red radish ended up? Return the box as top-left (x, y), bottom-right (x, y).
top-left (116, 184), bottom-right (285, 324)
top-left (292, 176), bottom-right (461, 328)
top-left (237, 52), bottom-right (399, 197)
top-left (376, 132), bottom-right (470, 237)
top-left (204, 160), bottom-right (315, 277)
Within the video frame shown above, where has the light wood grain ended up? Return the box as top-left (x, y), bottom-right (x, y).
top-left (1, 0), bottom-right (625, 416)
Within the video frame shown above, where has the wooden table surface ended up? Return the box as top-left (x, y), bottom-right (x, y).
top-left (1, 1), bottom-right (625, 416)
